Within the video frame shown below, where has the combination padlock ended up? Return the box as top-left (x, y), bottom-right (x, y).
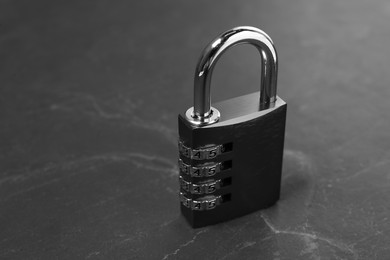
top-left (178, 26), bottom-right (287, 228)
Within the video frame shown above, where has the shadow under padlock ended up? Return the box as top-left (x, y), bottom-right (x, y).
top-left (178, 26), bottom-right (287, 228)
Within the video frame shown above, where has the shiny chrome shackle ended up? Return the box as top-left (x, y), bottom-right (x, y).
top-left (186, 26), bottom-right (278, 126)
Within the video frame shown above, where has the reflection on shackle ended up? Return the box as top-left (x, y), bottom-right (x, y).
top-left (188, 26), bottom-right (278, 125)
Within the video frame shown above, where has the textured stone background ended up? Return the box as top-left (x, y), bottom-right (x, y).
top-left (1, 0), bottom-right (389, 259)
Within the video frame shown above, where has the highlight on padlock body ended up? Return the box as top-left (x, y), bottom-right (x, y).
top-left (178, 26), bottom-right (287, 228)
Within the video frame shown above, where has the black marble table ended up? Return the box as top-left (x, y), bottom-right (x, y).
top-left (1, 0), bottom-right (390, 259)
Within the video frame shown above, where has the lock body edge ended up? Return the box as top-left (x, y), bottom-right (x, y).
top-left (178, 92), bottom-right (287, 228)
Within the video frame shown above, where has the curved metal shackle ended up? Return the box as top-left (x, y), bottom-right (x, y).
top-left (193, 26), bottom-right (278, 119)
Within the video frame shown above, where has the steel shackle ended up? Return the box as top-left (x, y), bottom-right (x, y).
top-left (187, 26), bottom-right (278, 126)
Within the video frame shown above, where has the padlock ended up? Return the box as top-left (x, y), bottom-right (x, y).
top-left (178, 26), bottom-right (287, 228)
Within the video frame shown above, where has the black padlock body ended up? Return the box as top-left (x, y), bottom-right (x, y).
top-left (178, 91), bottom-right (287, 228)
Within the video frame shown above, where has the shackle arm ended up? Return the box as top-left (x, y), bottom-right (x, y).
top-left (193, 26), bottom-right (278, 119)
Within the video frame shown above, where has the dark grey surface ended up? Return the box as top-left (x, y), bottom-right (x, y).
top-left (1, 0), bottom-right (390, 259)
